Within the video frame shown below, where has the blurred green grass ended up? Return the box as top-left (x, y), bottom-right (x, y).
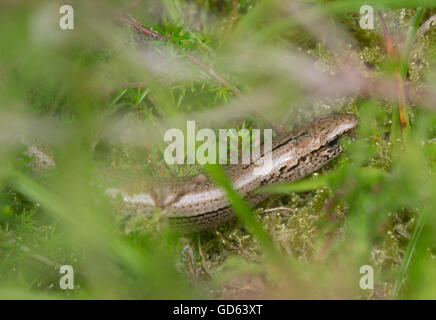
top-left (1, 0), bottom-right (436, 299)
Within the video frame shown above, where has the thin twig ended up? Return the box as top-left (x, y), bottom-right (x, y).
top-left (118, 16), bottom-right (287, 135)
top-left (197, 234), bottom-right (212, 278)
top-left (119, 16), bottom-right (241, 95)
top-left (259, 207), bottom-right (296, 217)
top-left (182, 245), bottom-right (198, 282)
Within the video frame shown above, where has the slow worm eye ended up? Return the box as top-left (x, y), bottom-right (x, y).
top-left (327, 137), bottom-right (339, 150)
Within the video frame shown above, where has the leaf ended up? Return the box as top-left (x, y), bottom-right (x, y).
top-left (260, 174), bottom-right (328, 194)
top-left (204, 164), bottom-right (278, 257)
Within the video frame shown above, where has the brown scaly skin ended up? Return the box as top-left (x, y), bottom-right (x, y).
top-left (110, 114), bottom-right (358, 232)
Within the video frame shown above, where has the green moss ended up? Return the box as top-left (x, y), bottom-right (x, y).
top-left (1, 2), bottom-right (436, 299)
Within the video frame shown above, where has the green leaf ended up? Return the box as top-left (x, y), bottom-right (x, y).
top-left (204, 164), bottom-right (278, 257)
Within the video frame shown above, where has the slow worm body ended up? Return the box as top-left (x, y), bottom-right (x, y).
top-left (26, 114), bottom-right (357, 232)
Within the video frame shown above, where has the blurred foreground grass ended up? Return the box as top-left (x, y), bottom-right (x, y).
top-left (1, 0), bottom-right (436, 299)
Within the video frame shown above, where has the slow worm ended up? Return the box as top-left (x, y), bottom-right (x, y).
top-left (25, 114), bottom-right (357, 232)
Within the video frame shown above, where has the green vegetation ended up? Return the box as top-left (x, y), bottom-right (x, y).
top-left (1, 0), bottom-right (436, 299)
